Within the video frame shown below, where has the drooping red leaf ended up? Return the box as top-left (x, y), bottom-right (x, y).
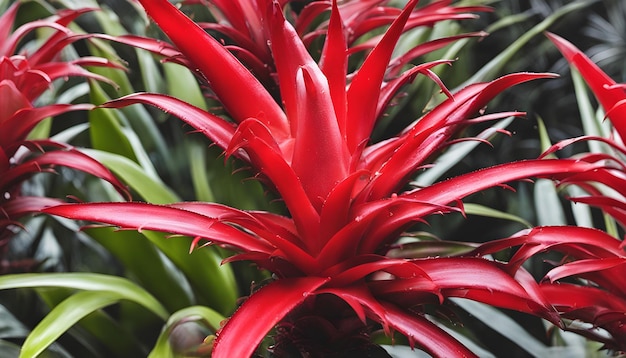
top-left (212, 277), bottom-right (328, 358)
top-left (547, 32), bottom-right (626, 140)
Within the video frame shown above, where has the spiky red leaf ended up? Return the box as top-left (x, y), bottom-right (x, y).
top-left (212, 277), bottom-right (328, 358)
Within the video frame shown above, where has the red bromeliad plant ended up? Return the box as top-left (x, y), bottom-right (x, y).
top-left (43, 1), bottom-right (626, 356)
top-left (0, 3), bottom-right (128, 271)
top-left (470, 33), bottom-right (626, 352)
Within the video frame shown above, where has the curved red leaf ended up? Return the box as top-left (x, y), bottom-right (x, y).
top-left (136, 0), bottom-right (289, 138)
top-left (100, 93), bottom-right (237, 151)
top-left (212, 277), bottom-right (328, 358)
top-left (43, 202), bottom-right (275, 254)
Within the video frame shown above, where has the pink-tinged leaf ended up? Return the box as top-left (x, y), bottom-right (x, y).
top-left (346, 0), bottom-right (419, 153)
top-left (1, 20), bottom-right (72, 58)
top-left (547, 32), bottom-right (626, 140)
top-left (212, 277), bottom-right (328, 358)
top-left (0, 80), bottom-right (31, 127)
top-left (546, 257), bottom-right (626, 283)
top-left (319, 0), bottom-right (348, 136)
top-left (136, 0), bottom-right (289, 138)
top-left (2, 196), bottom-right (63, 218)
top-left (43, 202), bottom-right (276, 254)
top-left (100, 93), bottom-right (236, 152)
top-left (1, 104), bottom-right (94, 151)
top-left (0, 3), bottom-right (19, 47)
top-left (381, 302), bottom-right (477, 357)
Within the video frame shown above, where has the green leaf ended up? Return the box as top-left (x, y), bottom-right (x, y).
top-left (141, 231), bottom-right (239, 315)
top-left (464, 203), bottom-right (532, 228)
top-left (188, 142), bottom-right (215, 202)
top-left (0, 273), bottom-right (169, 320)
top-left (81, 148), bottom-right (180, 204)
top-left (534, 179), bottom-right (567, 226)
top-left (458, 0), bottom-right (597, 87)
top-left (20, 291), bottom-right (122, 358)
top-left (451, 298), bottom-right (548, 357)
top-left (163, 62), bottom-right (208, 111)
top-left (88, 81), bottom-right (138, 162)
top-left (36, 288), bottom-right (146, 358)
top-left (85, 227), bottom-right (194, 312)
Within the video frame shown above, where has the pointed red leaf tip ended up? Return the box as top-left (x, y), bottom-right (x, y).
top-left (212, 277), bottom-right (328, 358)
top-left (346, 0), bottom-right (420, 155)
top-left (136, 0), bottom-right (289, 139)
top-left (100, 93), bottom-right (237, 151)
top-left (546, 32), bottom-right (626, 141)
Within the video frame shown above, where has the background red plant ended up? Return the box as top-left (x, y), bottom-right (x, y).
top-left (0, 3), bottom-right (128, 272)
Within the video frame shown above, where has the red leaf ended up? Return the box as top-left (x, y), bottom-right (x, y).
top-left (136, 0), bottom-right (289, 138)
top-left (319, 0), bottom-right (348, 136)
top-left (356, 159), bottom-right (604, 253)
top-left (290, 66), bottom-right (349, 211)
top-left (43, 202), bottom-right (275, 254)
top-left (1, 149), bottom-right (128, 199)
top-left (547, 32), bottom-right (626, 141)
top-left (1, 104), bottom-right (94, 151)
top-left (474, 226), bottom-right (624, 273)
top-left (226, 118), bottom-right (321, 249)
top-left (382, 302), bottom-right (477, 357)
top-left (346, 0), bottom-right (419, 153)
top-left (100, 93), bottom-right (237, 152)
top-left (546, 257), bottom-right (626, 283)
top-left (170, 202), bottom-right (318, 273)
top-left (212, 277), bottom-right (328, 358)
